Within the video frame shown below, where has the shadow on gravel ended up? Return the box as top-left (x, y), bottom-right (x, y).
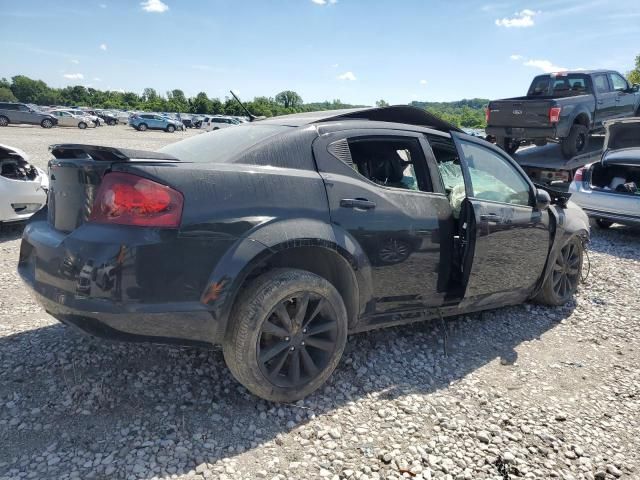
top-left (0, 223), bottom-right (24, 244)
top-left (0, 299), bottom-right (575, 478)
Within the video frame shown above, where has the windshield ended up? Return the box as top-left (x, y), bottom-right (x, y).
top-left (160, 124), bottom-right (291, 163)
top-left (527, 74), bottom-right (591, 97)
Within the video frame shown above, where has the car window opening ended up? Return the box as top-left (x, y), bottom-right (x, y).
top-left (346, 137), bottom-right (431, 192)
top-left (590, 163), bottom-right (640, 194)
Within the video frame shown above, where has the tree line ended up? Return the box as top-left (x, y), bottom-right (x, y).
top-left (0, 76), bottom-right (363, 118)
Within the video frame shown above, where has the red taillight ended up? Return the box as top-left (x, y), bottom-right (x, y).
top-left (485, 108), bottom-right (490, 123)
top-left (549, 107), bottom-right (561, 123)
top-left (573, 167), bottom-right (584, 182)
top-left (88, 172), bottom-right (183, 228)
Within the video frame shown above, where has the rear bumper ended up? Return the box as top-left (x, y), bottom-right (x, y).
top-left (486, 126), bottom-right (562, 139)
top-left (17, 213), bottom-right (235, 345)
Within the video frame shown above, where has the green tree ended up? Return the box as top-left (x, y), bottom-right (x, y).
top-left (0, 87), bottom-right (17, 102)
top-left (10, 75), bottom-right (50, 103)
top-left (627, 54), bottom-right (640, 85)
top-left (375, 99), bottom-right (389, 107)
top-left (191, 92), bottom-right (212, 114)
top-left (275, 90), bottom-right (302, 109)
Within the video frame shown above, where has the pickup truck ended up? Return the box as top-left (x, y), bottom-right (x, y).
top-left (486, 70), bottom-right (640, 159)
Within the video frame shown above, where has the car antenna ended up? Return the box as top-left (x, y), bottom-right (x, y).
top-left (230, 90), bottom-right (256, 122)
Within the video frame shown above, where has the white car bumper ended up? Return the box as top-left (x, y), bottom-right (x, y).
top-left (0, 168), bottom-right (48, 223)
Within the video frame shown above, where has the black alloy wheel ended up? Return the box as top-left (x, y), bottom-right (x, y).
top-left (378, 238), bottom-right (411, 264)
top-left (257, 292), bottom-right (339, 388)
top-left (551, 240), bottom-right (581, 299)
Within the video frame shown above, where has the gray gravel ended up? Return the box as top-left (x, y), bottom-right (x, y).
top-left (1, 124), bottom-right (639, 480)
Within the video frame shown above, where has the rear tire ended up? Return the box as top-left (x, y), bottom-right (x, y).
top-left (595, 218), bottom-right (613, 229)
top-left (560, 124), bottom-right (588, 159)
top-left (497, 136), bottom-right (519, 155)
top-left (0, 116), bottom-right (9, 127)
top-left (108, 119), bottom-right (116, 126)
top-left (78, 122), bottom-right (87, 129)
top-left (166, 125), bottom-right (175, 133)
top-left (138, 123), bottom-right (148, 131)
top-left (535, 236), bottom-right (583, 306)
top-left (223, 268), bottom-right (348, 402)
top-left (41, 118), bottom-right (54, 129)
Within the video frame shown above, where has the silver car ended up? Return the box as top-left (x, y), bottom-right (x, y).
top-left (568, 118), bottom-right (640, 228)
top-left (50, 110), bottom-right (96, 129)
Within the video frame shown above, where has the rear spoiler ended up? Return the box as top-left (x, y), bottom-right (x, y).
top-left (534, 182), bottom-right (572, 208)
top-left (50, 144), bottom-right (179, 162)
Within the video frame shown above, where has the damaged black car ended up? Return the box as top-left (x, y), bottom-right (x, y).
top-left (18, 106), bottom-right (590, 401)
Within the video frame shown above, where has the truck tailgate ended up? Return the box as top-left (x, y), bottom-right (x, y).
top-left (488, 99), bottom-right (552, 128)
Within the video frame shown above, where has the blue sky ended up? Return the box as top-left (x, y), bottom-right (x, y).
top-left (1, 0), bottom-right (639, 105)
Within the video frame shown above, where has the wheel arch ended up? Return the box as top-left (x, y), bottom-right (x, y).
top-left (202, 221), bottom-right (373, 338)
top-left (573, 111), bottom-right (590, 128)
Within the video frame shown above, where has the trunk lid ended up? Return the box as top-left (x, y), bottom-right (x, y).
top-left (47, 144), bottom-right (179, 232)
top-left (603, 119), bottom-right (640, 151)
top-left (487, 98), bottom-right (554, 128)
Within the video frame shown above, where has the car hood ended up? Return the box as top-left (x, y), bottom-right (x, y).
top-left (603, 119), bottom-right (640, 151)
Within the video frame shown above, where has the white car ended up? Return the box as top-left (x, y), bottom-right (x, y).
top-left (50, 110), bottom-right (96, 129)
top-left (0, 144), bottom-right (48, 224)
top-left (568, 119), bottom-right (640, 228)
top-left (201, 116), bottom-right (240, 131)
top-left (68, 109), bottom-right (102, 126)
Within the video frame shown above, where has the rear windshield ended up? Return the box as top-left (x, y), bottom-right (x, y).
top-left (160, 124), bottom-right (291, 163)
top-left (527, 74), bottom-right (591, 97)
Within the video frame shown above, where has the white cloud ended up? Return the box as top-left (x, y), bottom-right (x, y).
top-left (71, 59), bottom-right (80, 64)
top-left (523, 59), bottom-right (567, 73)
top-left (93, 77), bottom-right (102, 82)
top-left (312, 0), bottom-right (337, 5)
top-left (510, 54), bottom-right (523, 60)
top-left (495, 9), bottom-right (539, 28)
top-left (99, 43), bottom-right (107, 51)
top-left (419, 79), bottom-right (427, 85)
top-left (141, 0), bottom-right (169, 13)
top-left (337, 71), bottom-right (356, 81)
top-left (63, 73), bottom-right (84, 80)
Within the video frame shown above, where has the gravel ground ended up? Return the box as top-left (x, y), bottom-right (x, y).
top-left (1, 125), bottom-right (639, 480)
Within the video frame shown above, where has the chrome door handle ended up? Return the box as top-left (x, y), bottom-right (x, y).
top-left (480, 213), bottom-right (501, 222)
top-left (340, 198), bottom-right (376, 210)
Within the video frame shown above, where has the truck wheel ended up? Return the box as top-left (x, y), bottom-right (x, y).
top-left (497, 136), bottom-right (519, 155)
top-left (595, 219), bottom-right (613, 229)
top-left (41, 118), bottom-right (54, 129)
top-left (223, 268), bottom-right (348, 402)
top-left (560, 124), bottom-right (588, 159)
top-left (535, 236), bottom-right (583, 306)
top-left (0, 116), bottom-right (9, 127)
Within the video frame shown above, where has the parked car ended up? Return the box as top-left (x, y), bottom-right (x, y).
top-left (50, 110), bottom-right (96, 129)
top-left (0, 144), bottom-right (48, 224)
top-left (568, 118), bottom-right (640, 228)
top-left (201, 115), bottom-right (240, 131)
top-left (486, 70), bottom-right (640, 159)
top-left (129, 113), bottom-right (183, 132)
top-left (0, 102), bottom-right (58, 128)
top-left (95, 111), bottom-right (119, 126)
top-left (18, 106), bottom-right (590, 402)
top-left (67, 109), bottom-right (102, 126)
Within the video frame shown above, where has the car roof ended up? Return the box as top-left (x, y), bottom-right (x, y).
top-left (257, 105), bottom-right (462, 133)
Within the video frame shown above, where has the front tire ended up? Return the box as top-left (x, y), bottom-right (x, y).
top-left (78, 122), bottom-right (87, 129)
top-left (535, 236), bottom-right (583, 306)
top-left (0, 116), bottom-right (9, 127)
top-left (41, 118), bottom-right (54, 129)
top-left (138, 123), bottom-right (148, 131)
top-left (561, 124), bottom-right (588, 159)
top-left (166, 125), bottom-right (175, 133)
top-left (223, 269), bottom-right (348, 402)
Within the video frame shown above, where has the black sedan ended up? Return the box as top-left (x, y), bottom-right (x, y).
top-left (18, 106), bottom-right (590, 402)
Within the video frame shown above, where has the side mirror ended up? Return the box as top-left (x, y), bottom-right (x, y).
top-left (632, 84), bottom-right (640, 93)
top-left (535, 188), bottom-right (551, 211)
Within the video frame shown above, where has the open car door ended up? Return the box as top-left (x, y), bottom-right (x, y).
top-left (450, 132), bottom-right (551, 308)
